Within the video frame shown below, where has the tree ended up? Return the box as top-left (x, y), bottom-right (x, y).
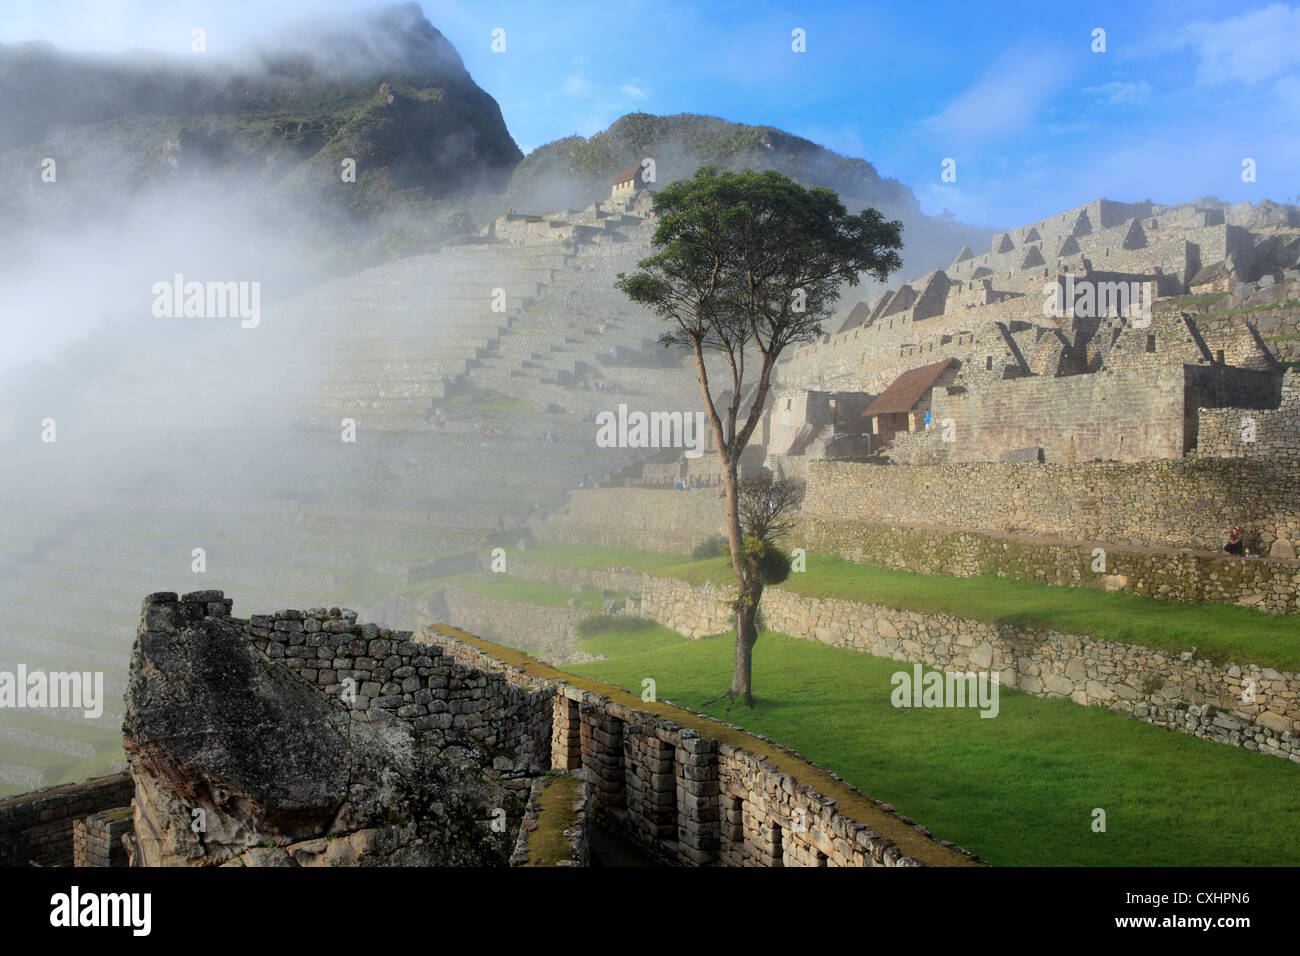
top-left (616, 166), bottom-right (902, 706)
top-left (727, 475), bottom-right (804, 648)
top-left (737, 473), bottom-right (803, 544)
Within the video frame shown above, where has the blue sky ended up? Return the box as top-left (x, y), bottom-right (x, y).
top-left (4, 0), bottom-right (1298, 228)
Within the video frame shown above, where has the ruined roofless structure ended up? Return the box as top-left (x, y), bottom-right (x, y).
top-left (758, 197), bottom-right (1300, 471)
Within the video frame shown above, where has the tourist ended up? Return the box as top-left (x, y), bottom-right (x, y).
top-left (1225, 526), bottom-right (1244, 555)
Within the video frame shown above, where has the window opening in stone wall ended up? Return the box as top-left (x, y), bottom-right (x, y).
top-left (564, 696), bottom-right (582, 769)
top-left (1146, 334), bottom-right (1156, 354)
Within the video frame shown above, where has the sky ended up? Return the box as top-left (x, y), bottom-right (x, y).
top-left (2, 0), bottom-right (1298, 228)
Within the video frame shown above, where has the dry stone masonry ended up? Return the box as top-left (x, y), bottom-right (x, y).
top-left (4, 589), bottom-right (973, 866)
top-left (125, 590), bottom-right (531, 866)
top-left (417, 625), bottom-right (981, 866)
top-left (626, 575), bottom-right (1300, 762)
top-left (0, 773), bottom-right (133, 867)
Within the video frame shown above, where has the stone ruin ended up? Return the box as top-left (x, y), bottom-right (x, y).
top-left (1, 182), bottom-right (1296, 819)
top-left (660, 196), bottom-right (1300, 478)
top-left (0, 588), bottom-right (982, 867)
top-left (123, 590), bottom-right (539, 866)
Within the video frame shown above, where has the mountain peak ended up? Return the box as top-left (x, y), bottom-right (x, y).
top-left (247, 3), bottom-right (467, 84)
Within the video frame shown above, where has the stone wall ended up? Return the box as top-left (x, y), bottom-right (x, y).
top-left (904, 363), bottom-right (1185, 463)
top-left (887, 363), bottom-right (1281, 465)
top-left (203, 594), bottom-right (558, 771)
top-left (797, 518), bottom-right (1300, 613)
top-left (443, 584), bottom-right (589, 664)
top-left (0, 773), bottom-right (133, 866)
top-left (630, 575), bottom-right (1300, 762)
top-left (73, 806), bottom-right (134, 867)
top-left (0, 590), bottom-right (981, 867)
top-left (803, 458), bottom-right (1300, 553)
top-left (1197, 369), bottom-right (1300, 463)
top-left (418, 625), bottom-right (979, 866)
top-left (545, 456), bottom-right (1300, 558)
top-left (542, 487), bottom-right (725, 552)
top-left (1194, 298), bottom-right (1300, 364)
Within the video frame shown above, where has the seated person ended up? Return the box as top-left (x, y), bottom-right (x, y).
top-left (1225, 526), bottom-right (1244, 555)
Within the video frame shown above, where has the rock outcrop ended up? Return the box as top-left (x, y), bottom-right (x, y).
top-left (123, 591), bottom-right (518, 866)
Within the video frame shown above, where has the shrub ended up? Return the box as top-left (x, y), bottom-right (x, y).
top-left (575, 614), bottom-right (657, 638)
top-left (691, 534), bottom-right (726, 559)
top-left (742, 536), bottom-right (792, 586)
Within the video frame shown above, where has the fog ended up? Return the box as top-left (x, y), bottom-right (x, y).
top-left (0, 4), bottom-right (536, 794)
top-left (0, 2), bottom-right (994, 797)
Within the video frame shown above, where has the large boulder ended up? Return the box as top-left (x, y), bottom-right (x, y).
top-left (123, 593), bottom-right (517, 866)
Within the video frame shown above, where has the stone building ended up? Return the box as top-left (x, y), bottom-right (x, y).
top-left (612, 164), bottom-right (651, 198)
top-left (863, 359), bottom-right (958, 444)
top-left (771, 196), bottom-right (1300, 467)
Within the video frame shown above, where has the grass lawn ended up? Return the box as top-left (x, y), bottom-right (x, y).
top-left (513, 543), bottom-right (691, 572)
top-left (562, 624), bottom-right (1300, 866)
top-left (453, 573), bottom-right (626, 613)
top-left (588, 551), bottom-right (1300, 672)
top-left (443, 385), bottom-right (536, 413)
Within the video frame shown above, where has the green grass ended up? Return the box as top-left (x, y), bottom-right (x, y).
top-left (645, 553), bottom-right (1300, 671)
top-left (562, 625), bottom-right (1300, 866)
top-left (1170, 291), bottom-right (1232, 309)
top-left (513, 543), bottom-right (691, 571)
top-left (453, 574), bottom-right (624, 613)
top-left (443, 385), bottom-right (537, 413)
top-left (520, 775), bottom-right (584, 866)
top-left (574, 616), bottom-right (688, 657)
top-left (1199, 298), bottom-right (1300, 320)
top-left (516, 544), bottom-right (1300, 670)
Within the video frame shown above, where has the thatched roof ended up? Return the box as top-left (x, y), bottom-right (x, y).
top-left (863, 359), bottom-right (957, 417)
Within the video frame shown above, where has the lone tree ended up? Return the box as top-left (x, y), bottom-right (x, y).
top-left (725, 474), bottom-right (804, 682)
top-left (616, 165), bottom-right (902, 706)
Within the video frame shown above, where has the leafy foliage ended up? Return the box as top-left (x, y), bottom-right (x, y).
top-left (737, 475), bottom-right (804, 543)
top-left (741, 536), bottom-right (792, 587)
top-left (690, 534), bottom-right (727, 560)
top-left (575, 614), bottom-right (658, 638)
top-left (617, 165), bottom-right (902, 463)
top-left (616, 166), bottom-right (901, 703)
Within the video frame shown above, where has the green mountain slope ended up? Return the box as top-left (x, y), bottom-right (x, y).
top-left (507, 112), bottom-right (992, 278)
top-left (0, 3), bottom-right (521, 251)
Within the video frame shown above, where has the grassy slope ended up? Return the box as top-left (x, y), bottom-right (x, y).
top-left (523, 545), bottom-right (1300, 671)
top-left (513, 543), bottom-right (690, 571)
top-left (453, 574), bottom-right (624, 613)
top-left (562, 625), bottom-right (1300, 866)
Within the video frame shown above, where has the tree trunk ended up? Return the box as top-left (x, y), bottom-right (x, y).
top-left (721, 454), bottom-right (762, 706)
top-left (730, 595), bottom-right (760, 707)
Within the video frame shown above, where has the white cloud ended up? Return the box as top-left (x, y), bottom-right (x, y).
top-left (558, 71), bottom-right (589, 96)
top-left (1274, 74), bottom-right (1300, 114)
top-left (618, 84), bottom-right (648, 100)
top-left (918, 47), bottom-right (1073, 147)
top-left (1178, 3), bottom-right (1300, 86)
top-left (1082, 80), bottom-right (1151, 106)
